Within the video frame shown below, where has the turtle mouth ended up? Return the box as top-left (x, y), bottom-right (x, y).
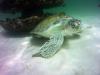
top-left (73, 26), bottom-right (82, 34)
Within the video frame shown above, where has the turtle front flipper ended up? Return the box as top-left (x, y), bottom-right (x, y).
top-left (32, 32), bottom-right (64, 58)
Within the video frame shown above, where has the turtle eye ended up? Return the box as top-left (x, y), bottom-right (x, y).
top-left (73, 20), bottom-right (80, 27)
top-left (68, 19), bottom-right (81, 28)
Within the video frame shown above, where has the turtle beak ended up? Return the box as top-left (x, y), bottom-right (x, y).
top-left (75, 20), bottom-right (82, 33)
top-left (76, 26), bottom-right (82, 33)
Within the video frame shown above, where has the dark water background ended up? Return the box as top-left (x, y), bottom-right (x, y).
top-left (0, 0), bottom-right (100, 19)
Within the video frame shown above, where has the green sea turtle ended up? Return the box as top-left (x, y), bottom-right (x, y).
top-left (31, 13), bottom-right (81, 58)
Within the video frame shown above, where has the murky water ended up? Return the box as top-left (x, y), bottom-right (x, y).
top-left (0, 0), bottom-right (100, 75)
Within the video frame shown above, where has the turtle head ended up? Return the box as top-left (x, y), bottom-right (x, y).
top-left (64, 18), bottom-right (82, 36)
top-left (68, 18), bottom-right (81, 33)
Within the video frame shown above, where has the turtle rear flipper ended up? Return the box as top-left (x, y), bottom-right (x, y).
top-left (32, 32), bottom-right (64, 58)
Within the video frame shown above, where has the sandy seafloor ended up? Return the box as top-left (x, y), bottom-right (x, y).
top-left (0, 0), bottom-right (100, 75)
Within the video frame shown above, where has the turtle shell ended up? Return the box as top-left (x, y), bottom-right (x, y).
top-left (31, 13), bottom-right (68, 37)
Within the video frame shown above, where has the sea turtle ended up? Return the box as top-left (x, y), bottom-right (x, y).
top-left (31, 13), bottom-right (81, 58)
